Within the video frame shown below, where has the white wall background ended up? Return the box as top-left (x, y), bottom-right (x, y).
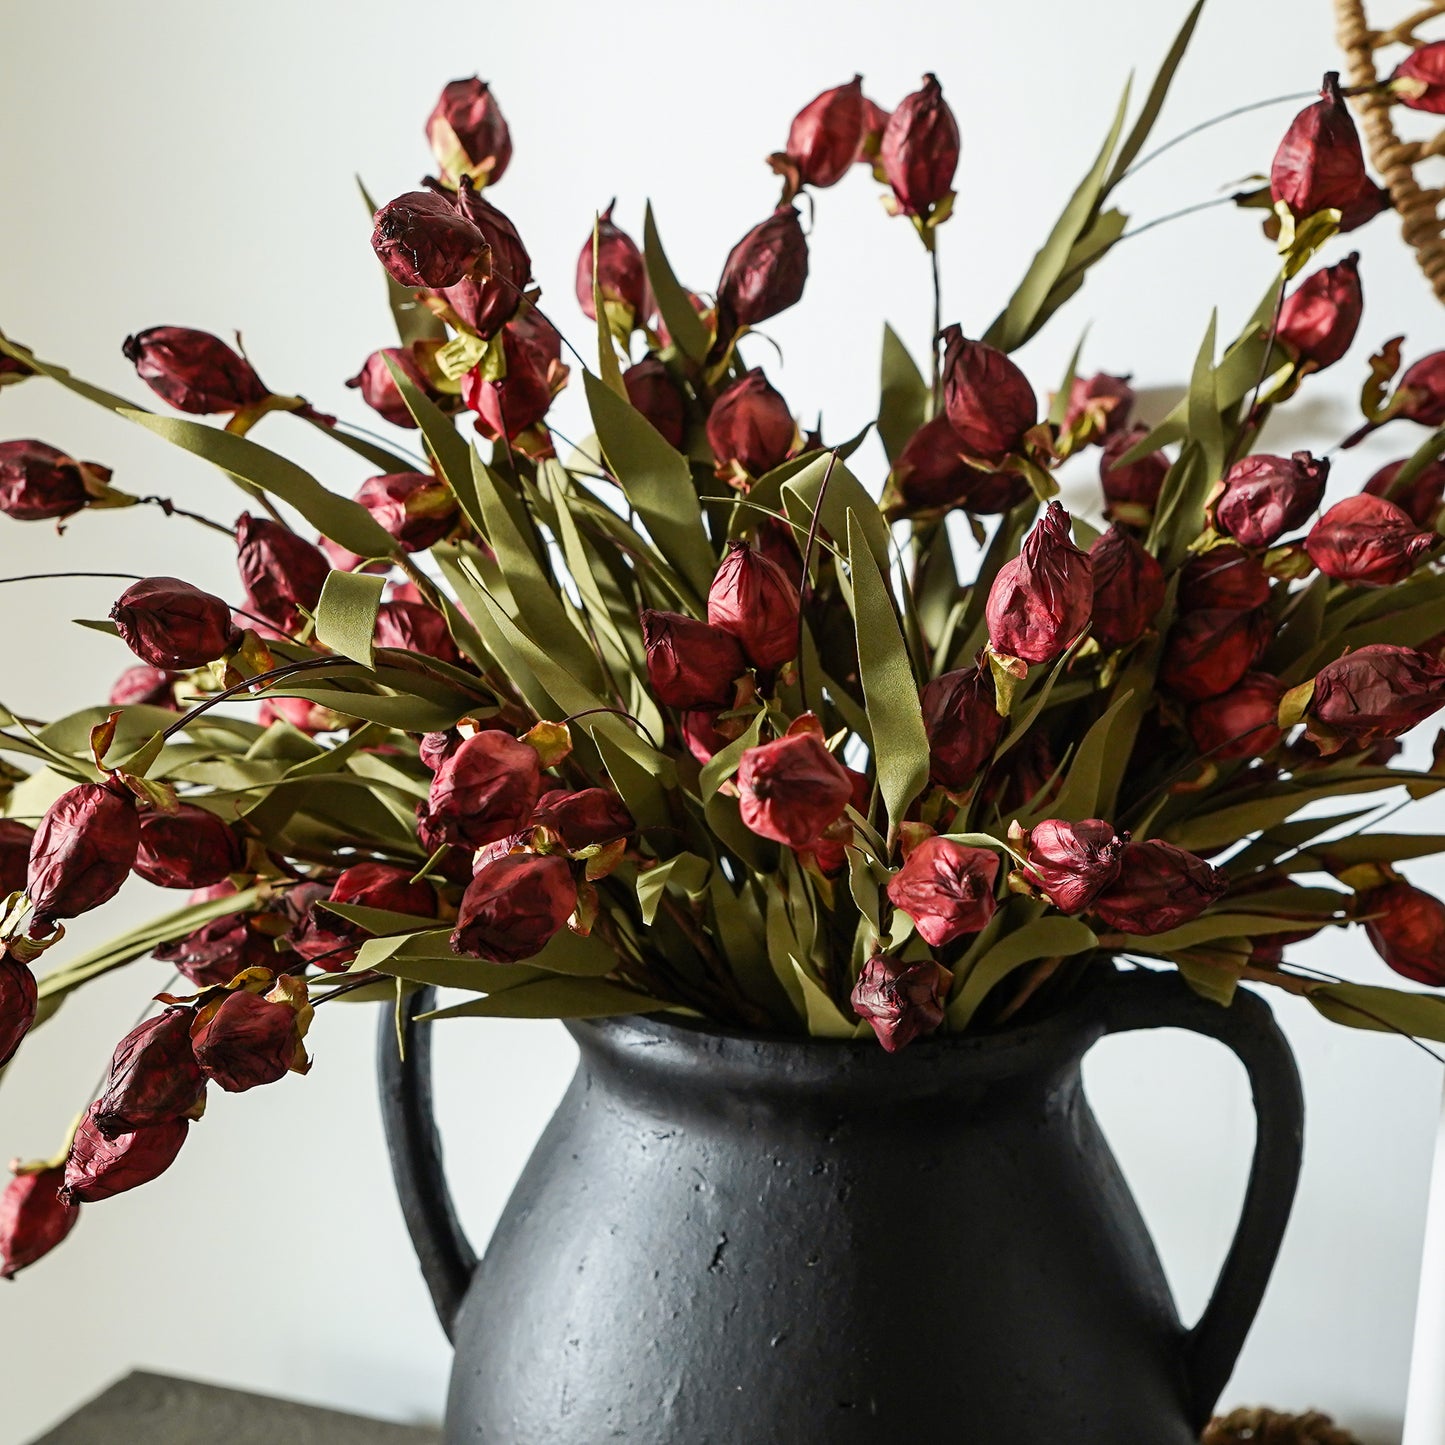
top-left (2, 1), bottom-right (1444, 1440)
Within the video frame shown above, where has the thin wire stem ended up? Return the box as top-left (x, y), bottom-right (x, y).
top-left (1120, 91), bottom-right (1318, 182)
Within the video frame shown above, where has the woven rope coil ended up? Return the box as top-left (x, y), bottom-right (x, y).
top-left (1334, 0), bottom-right (1445, 300)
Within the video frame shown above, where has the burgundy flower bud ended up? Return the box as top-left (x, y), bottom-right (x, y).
top-left (154, 910), bottom-right (271, 991)
top-left (880, 73), bottom-right (960, 216)
top-left (132, 805), bottom-right (242, 894)
top-left (1160, 607), bottom-right (1269, 702)
top-left (1364, 458), bottom-right (1445, 528)
top-left (370, 190), bottom-right (486, 290)
top-left (108, 665), bottom-right (179, 710)
top-left (452, 852), bottom-right (577, 963)
top-left (623, 358), bottom-right (687, 450)
top-left (1178, 545), bottom-right (1271, 612)
top-left (318, 862), bottom-right (434, 957)
top-left (418, 731), bottom-right (457, 773)
top-left (1393, 351), bottom-right (1445, 427)
top-left (27, 783), bottom-right (140, 930)
top-left (706, 370), bottom-right (795, 481)
top-left (530, 788), bottom-right (633, 850)
top-left (424, 730), bottom-right (544, 850)
top-left (257, 695), bottom-right (342, 735)
top-left (0, 440), bottom-right (95, 521)
top-left (1305, 494), bottom-right (1434, 586)
top-left (353, 472), bottom-right (458, 552)
top-left (800, 767), bottom-right (871, 875)
top-left (753, 517), bottom-right (805, 586)
top-left (1392, 42), bottom-right (1445, 114)
top-left (111, 577), bottom-right (241, 669)
top-left (121, 327), bottom-right (268, 415)
top-left (0, 354), bottom-right (34, 386)
top-left (920, 667), bottom-right (1004, 793)
top-left (1215, 451), bottom-right (1330, 549)
top-left (1270, 73), bottom-right (1388, 232)
top-left (1024, 819), bottom-right (1124, 914)
top-left (1359, 880), bottom-right (1445, 985)
top-left (1091, 839), bottom-right (1228, 935)
top-left (715, 207), bottom-right (809, 336)
top-left (1307, 644), bottom-right (1445, 749)
top-left (346, 346), bottom-right (444, 430)
top-left (888, 415), bottom-right (1030, 517)
top-left (427, 77), bottom-right (513, 186)
top-left (463, 324), bottom-right (557, 441)
top-left (1062, 373), bottom-right (1135, 444)
top-left (942, 328), bottom-right (1038, 464)
top-left (1276, 253), bottom-right (1362, 372)
top-left (1089, 525), bottom-right (1165, 649)
top-left (0, 951), bottom-right (37, 1067)
top-left (0, 1166), bottom-right (78, 1278)
top-left (0, 820), bottom-right (34, 897)
top-left (93, 1008), bottom-right (204, 1137)
top-left (678, 710), bottom-right (726, 766)
top-left (1101, 427), bottom-right (1170, 526)
top-left (191, 988), bottom-right (307, 1092)
top-left (235, 514), bottom-right (330, 634)
top-left (887, 837), bottom-right (999, 947)
top-left (576, 204), bottom-right (649, 329)
top-left (1188, 672), bottom-right (1286, 761)
top-left (857, 96), bottom-right (891, 165)
top-left (986, 501), bottom-right (1092, 664)
top-left (640, 610), bottom-right (747, 709)
top-left (707, 540), bottom-right (801, 670)
top-left (60, 1104), bottom-right (188, 1205)
top-left (374, 598), bottom-right (464, 665)
top-left (851, 954), bottom-right (951, 1054)
top-left (782, 76), bottom-right (866, 189)
top-left (737, 727), bottom-right (853, 847)
top-left (441, 189), bottom-right (531, 339)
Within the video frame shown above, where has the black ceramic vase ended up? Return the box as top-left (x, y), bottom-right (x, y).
top-left (379, 968), bottom-right (1303, 1444)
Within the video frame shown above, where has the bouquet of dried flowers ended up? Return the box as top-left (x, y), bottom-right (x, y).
top-left (3, 4), bottom-right (1445, 1280)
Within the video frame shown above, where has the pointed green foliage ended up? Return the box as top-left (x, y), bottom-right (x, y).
top-left (878, 324), bottom-right (929, 463)
top-left (315, 570), bottom-right (386, 667)
top-left (420, 977), bottom-right (666, 1021)
top-left (643, 204), bottom-right (710, 363)
top-left (948, 915), bottom-right (1097, 1028)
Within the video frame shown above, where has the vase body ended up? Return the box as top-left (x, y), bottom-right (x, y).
top-left (381, 971), bottom-right (1303, 1445)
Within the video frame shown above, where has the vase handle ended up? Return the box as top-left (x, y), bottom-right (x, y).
top-left (1096, 969), bottom-right (1304, 1429)
top-left (377, 985), bottom-right (477, 1343)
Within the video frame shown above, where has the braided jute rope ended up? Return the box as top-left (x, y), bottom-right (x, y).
top-left (1334, 0), bottom-right (1445, 301)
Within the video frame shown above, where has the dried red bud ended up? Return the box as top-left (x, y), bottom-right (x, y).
top-left (880, 73), bottom-right (960, 216)
top-left (0, 1166), bottom-right (77, 1279)
top-left (27, 782), bottom-right (140, 931)
top-left (981, 728), bottom-right (1060, 817)
top-left (715, 207), bottom-right (809, 337)
top-left (1307, 644), bottom-right (1445, 749)
top-left (640, 610), bottom-right (747, 709)
top-left (857, 96), bottom-right (891, 164)
top-left (707, 540), bottom-right (801, 670)
top-left (291, 862), bottom-right (436, 972)
top-left (1305, 494), bottom-right (1434, 586)
top-left (346, 347), bottom-right (443, 430)
top-left (753, 517), bottom-right (804, 586)
top-left (1270, 73), bottom-right (1388, 232)
top-left (1215, 451), bottom-right (1330, 549)
top-left (889, 414), bottom-right (1029, 517)
top-left (154, 888), bottom-right (273, 988)
top-left (1188, 672), bottom-right (1286, 761)
top-left (374, 599), bottom-right (464, 666)
top-left (799, 767), bottom-right (871, 875)
top-left (1393, 351), bottom-right (1445, 427)
top-left (192, 989), bottom-right (306, 1093)
top-left (0, 354), bottom-right (34, 386)
top-left (111, 577), bottom-right (242, 669)
top-left (530, 788), bottom-right (633, 850)
top-left (109, 665), bottom-right (179, 710)
top-left (1178, 545), bottom-right (1271, 612)
top-left (258, 696), bottom-right (342, 735)
top-left (851, 954), bottom-right (950, 1053)
top-left (941, 328), bottom-right (1038, 465)
top-left (0, 820), bottom-right (32, 898)
top-left (623, 358), bottom-right (687, 450)
top-left (94, 1008), bottom-right (204, 1137)
top-left (418, 731), bottom-right (457, 773)
top-left (986, 501), bottom-right (1092, 664)
top-left (60, 1104), bottom-right (188, 1205)
top-left (122, 327), bottom-right (268, 415)
top-left (920, 667), bottom-right (1004, 793)
top-left (441, 190), bottom-right (531, 340)
top-left (353, 472), bottom-right (458, 552)
top-left (424, 730), bottom-right (544, 849)
top-left (1275, 253), bottom-right (1362, 372)
top-left (1089, 525), bottom-right (1165, 649)
top-left (1364, 458), bottom-right (1445, 528)
top-left (0, 440), bottom-right (94, 521)
top-left (371, 189), bottom-right (486, 290)
top-left (887, 837), bottom-right (999, 947)
top-left (737, 729), bottom-right (853, 847)
top-left (1160, 607), bottom-right (1269, 702)
top-left (706, 370), bottom-right (795, 481)
top-left (1359, 880), bottom-right (1445, 985)
top-left (235, 514), bottom-right (330, 634)
top-left (463, 324), bottom-right (558, 441)
top-left (1393, 42), bottom-right (1445, 113)
top-left (1091, 839), bottom-right (1228, 935)
top-left (782, 76), bottom-right (866, 189)
top-left (427, 77), bottom-right (513, 186)
top-left (576, 204), bottom-right (649, 328)
top-left (1063, 373), bottom-right (1135, 444)
top-left (0, 951), bottom-right (37, 1067)
top-left (1024, 819), bottom-right (1124, 914)
top-left (133, 804), bottom-right (244, 891)
top-left (1100, 427), bottom-right (1170, 526)
top-left (452, 852), bottom-right (577, 963)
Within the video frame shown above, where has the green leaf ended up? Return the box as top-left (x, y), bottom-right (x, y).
top-left (319, 901), bottom-right (441, 936)
top-left (1105, 1), bottom-right (1207, 188)
top-left (878, 323), bottom-right (929, 464)
top-left (1126, 912), bottom-right (1338, 954)
top-left (1041, 691), bottom-right (1135, 822)
top-left (636, 852), bottom-right (711, 925)
top-left (790, 959), bottom-right (857, 1038)
top-left (948, 915), bottom-right (1098, 1028)
top-left (1308, 982), bottom-right (1445, 1043)
top-left (315, 570), bottom-right (385, 667)
top-left (591, 214), bottom-right (627, 398)
top-left (643, 203), bottom-right (710, 364)
top-left (259, 684), bottom-right (470, 732)
top-left (699, 707), bottom-right (766, 803)
top-left (782, 451), bottom-right (892, 578)
top-left (382, 355), bottom-right (478, 523)
top-left (420, 976), bottom-right (664, 1021)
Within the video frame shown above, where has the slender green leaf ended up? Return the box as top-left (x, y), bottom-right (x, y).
top-left (879, 323), bottom-right (928, 464)
top-left (948, 915), bottom-right (1097, 1028)
top-left (1105, 1), bottom-right (1207, 187)
top-left (420, 977), bottom-right (664, 1021)
top-left (791, 959), bottom-right (857, 1038)
top-left (643, 204), bottom-right (710, 363)
top-left (636, 853), bottom-right (711, 925)
top-left (315, 570), bottom-right (385, 667)
top-left (1308, 982), bottom-right (1445, 1042)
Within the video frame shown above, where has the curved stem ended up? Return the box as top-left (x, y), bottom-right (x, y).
top-left (1120, 90), bottom-right (1319, 182)
top-left (136, 495), bottom-right (237, 538)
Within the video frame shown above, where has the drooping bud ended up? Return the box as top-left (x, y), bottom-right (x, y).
top-left (777, 76), bottom-right (867, 191)
top-left (1178, 545), bottom-right (1271, 612)
top-left (1358, 880), bottom-right (1445, 985)
top-left (235, 514), bottom-right (330, 634)
top-left (0, 441), bottom-right (99, 521)
top-left (1188, 672), bottom-right (1286, 761)
top-left (737, 723), bottom-right (853, 847)
top-left (0, 1166), bottom-right (78, 1278)
top-left (152, 885), bottom-right (274, 988)
top-left (530, 789), bottom-right (633, 850)
top-left (1389, 351), bottom-right (1445, 427)
top-left (1391, 42), bottom-right (1445, 114)
top-left (1304, 494), bottom-right (1434, 586)
top-left (941, 328), bottom-right (1038, 464)
top-left (463, 324), bottom-right (559, 441)
top-left (705, 370), bottom-right (795, 482)
top-left (374, 598), bottom-right (464, 666)
top-left (1023, 819), bottom-right (1124, 914)
top-left (0, 951), bottom-right (37, 1067)
top-left (920, 667), bottom-right (1004, 793)
top-left (60, 1104), bottom-right (188, 1205)
top-left (191, 981), bottom-right (311, 1092)
top-left (1364, 458), bottom-right (1445, 528)
top-left (121, 327), bottom-right (268, 415)
top-left (1215, 451), bottom-right (1330, 549)
top-left (986, 501), bottom-right (1092, 664)
top-left (707, 540), bottom-right (801, 670)
top-left (715, 207), bottom-right (808, 338)
top-left (353, 472), bottom-right (458, 552)
top-left (886, 836), bottom-right (999, 947)
top-left (1275, 253), bottom-right (1363, 372)
top-left (879, 73), bottom-right (960, 216)
top-left (1270, 73), bottom-right (1388, 231)
top-left (850, 954), bottom-right (951, 1053)
top-left (887, 414), bottom-right (1031, 518)
top-left (1062, 373), bottom-right (1134, 445)
top-left (133, 804), bottom-right (244, 891)
top-left (292, 863), bottom-right (436, 971)
top-left (111, 577), bottom-right (242, 669)
top-left (108, 665), bottom-right (179, 710)
top-left (27, 783), bottom-right (140, 931)
top-left (1091, 839), bottom-right (1228, 935)
top-left (617, 359), bottom-right (685, 451)
top-left (1089, 525), bottom-right (1165, 649)
top-left (423, 730), bottom-right (544, 851)
top-left (451, 852), bottom-right (577, 963)
top-left (576, 205), bottom-right (649, 331)
top-left (1160, 607), bottom-right (1269, 702)
top-left (1100, 427), bottom-right (1170, 527)
top-left (93, 1008), bottom-right (205, 1137)
top-left (1306, 644), bottom-right (1445, 751)
top-left (427, 77), bottom-right (513, 187)
top-left (370, 189), bottom-right (486, 290)
top-left (441, 189), bottom-right (531, 339)
top-left (0, 820), bottom-right (34, 897)
top-left (640, 610), bottom-right (747, 709)
top-left (346, 346), bottom-right (447, 430)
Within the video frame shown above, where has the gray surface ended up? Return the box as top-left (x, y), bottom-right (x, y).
top-left (30, 1370), bottom-right (441, 1444)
